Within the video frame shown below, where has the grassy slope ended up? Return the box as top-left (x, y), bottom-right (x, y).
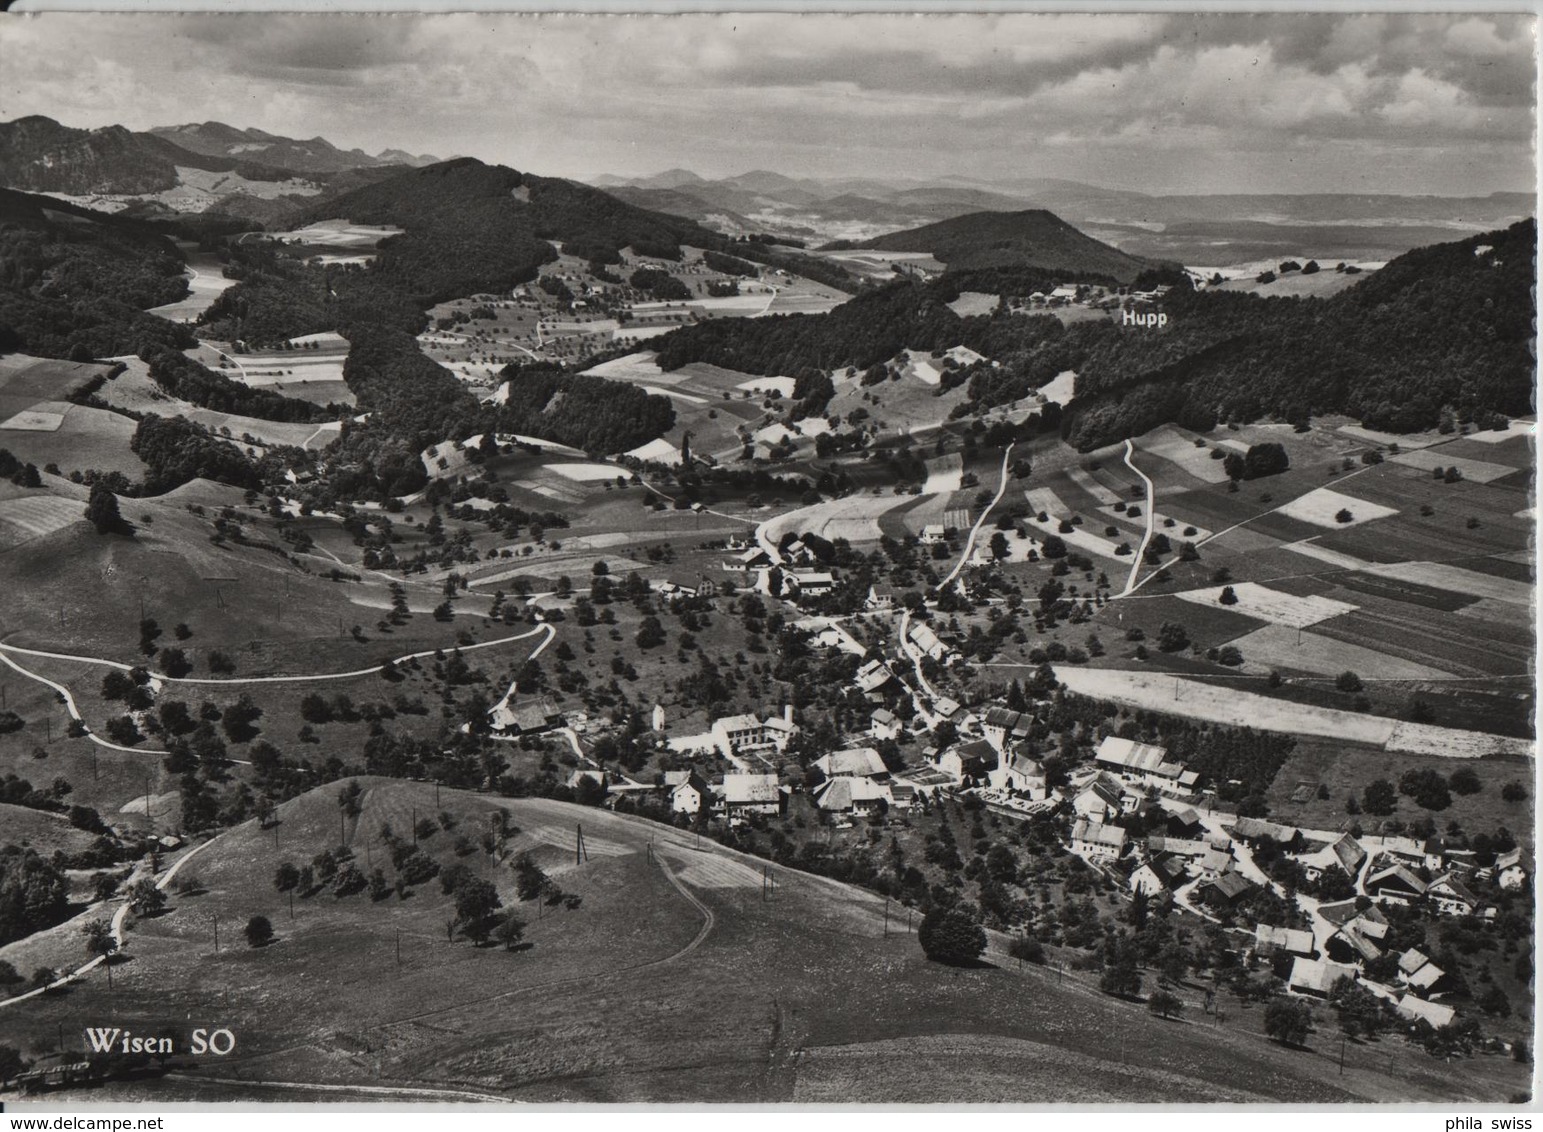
top-left (5, 779), bottom-right (1528, 1103)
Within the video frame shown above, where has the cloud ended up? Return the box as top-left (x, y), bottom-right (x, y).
top-left (0, 11), bottom-right (1532, 194)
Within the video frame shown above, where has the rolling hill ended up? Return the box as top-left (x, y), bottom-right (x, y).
top-left (838, 208), bottom-right (1167, 281)
top-left (148, 122), bottom-right (439, 175)
top-left (4, 779), bottom-right (1524, 1102)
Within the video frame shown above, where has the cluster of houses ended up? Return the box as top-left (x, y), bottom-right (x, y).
top-left (720, 539), bottom-right (838, 600)
top-left (666, 706), bottom-right (799, 764)
top-left (657, 741), bottom-right (915, 821)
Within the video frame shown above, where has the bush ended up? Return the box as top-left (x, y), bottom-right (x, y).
top-left (243, 915), bottom-right (273, 947)
top-left (1008, 935), bottom-right (1046, 965)
top-left (1335, 670), bottom-right (1363, 693)
top-left (1147, 989), bottom-right (1183, 1019)
top-left (1263, 997), bottom-right (1314, 1046)
top-left (1362, 779), bottom-right (1397, 816)
top-left (917, 905), bottom-right (986, 966)
top-left (1399, 768), bottom-right (1451, 811)
top-left (1501, 781), bottom-right (1528, 803)
top-left (1448, 767), bottom-right (1482, 796)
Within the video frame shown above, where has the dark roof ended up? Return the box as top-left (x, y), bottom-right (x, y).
top-left (1204, 872), bottom-right (1255, 900)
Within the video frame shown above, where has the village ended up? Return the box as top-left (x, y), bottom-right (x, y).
top-left (475, 515), bottom-right (1531, 1046)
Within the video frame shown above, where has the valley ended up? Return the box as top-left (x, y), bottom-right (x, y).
top-left (0, 97), bottom-right (1533, 1107)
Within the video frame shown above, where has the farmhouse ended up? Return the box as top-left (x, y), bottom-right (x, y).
top-left (938, 739), bottom-right (998, 782)
top-left (724, 546), bottom-right (773, 572)
top-left (1325, 925), bottom-right (1382, 966)
top-left (1287, 957), bottom-right (1357, 998)
top-left (662, 770), bottom-right (711, 815)
top-left (491, 698), bottom-right (565, 735)
top-left (982, 707), bottom-right (1034, 752)
top-left (1426, 873), bottom-right (1483, 917)
top-left (1199, 871), bottom-right (1255, 910)
top-left (785, 570), bottom-right (837, 598)
top-left (919, 524), bottom-right (947, 545)
top-left (907, 621), bottom-right (950, 662)
top-left (1396, 995), bottom-right (1456, 1029)
top-left (1296, 833), bottom-right (1368, 881)
top-left (1318, 899), bottom-right (1389, 941)
top-left (1226, 817), bottom-right (1301, 848)
top-left (1366, 864), bottom-right (1427, 905)
top-left (1129, 852), bottom-right (1187, 896)
top-left (1397, 948), bottom-right (1447, 995)
top-left (812, 776), bottom-right (892, 815)
top-left (1070, 819), bottom-right (1128, 865)
top-left (1255, 924), bottom-right (1316, 958)
top-left (814, 746), bottom-right (888, 779)
top-left (711, 709), bottom-right (798, 758)
top-left (1072, 778), bottom-right (1123, 822)
top-left (720, 773), bottom-right (785, 816)
top-left (855, 658), bottom-right (894, 694)
top-left (868, 708), bottom-right (901, 740)
top-left (1093, 736), bottom-right (1197, 791)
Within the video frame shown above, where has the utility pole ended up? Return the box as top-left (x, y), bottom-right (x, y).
top-left (1339, 1034), bottom-right (1346, 1075)
top-left (212, 913), bottom-right (219, 953)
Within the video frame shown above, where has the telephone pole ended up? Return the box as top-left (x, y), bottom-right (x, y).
top-left (212, 913), bottom-right (220, 953)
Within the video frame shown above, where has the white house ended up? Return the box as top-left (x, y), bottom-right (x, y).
top-left (1070, 818), bottom-right (1128, 864)
top-left (869, 708), bottom-right (901, 741)
top-left (1129, 853), bottom-right (1187, 896)
top-left (1288, 957), bottom-right (1357, 998)
top-left (907, 621), bottom-right (950, 662)
top-left (937, 739), bottom-right (998, 782)
top-left (1427, 873), bottom-right (1482, 917)
top-left (710, 708), bottom-right (798, 759)
top-left (1072, 778), bottom-right (1123, 822)
top-left (866, 584), bottom-right (898, 611)
top-left (662, 770), bottom-right (710, 815)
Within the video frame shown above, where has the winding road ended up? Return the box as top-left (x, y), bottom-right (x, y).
top-left (1119, 438), bottom-right (1157, 596)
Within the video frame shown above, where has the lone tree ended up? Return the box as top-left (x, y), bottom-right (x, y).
top-left (82, 920), bottom-right (117, 984)
top-left (493, 911), bottom-right (528, 951)
top-left (85, 484), bottom-right (131, 536)
top-left (1263, 997), bottom-right (1314, 1047)
top-left (244, 915), bottom-right (274, 948)
top-left (1147, 988), bottom-right (1183, 1020)
top-left (454, 878), bottom-right (502, 945)
top-left (917, 904), bottom-right (986, 966)
top-left (126, 878), bottom-right (166, 916)
top-left (1362, 778), bottom-right (1397, 815)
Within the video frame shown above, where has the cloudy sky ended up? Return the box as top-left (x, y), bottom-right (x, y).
top-left (0, 11), bottom-right (1534, 194)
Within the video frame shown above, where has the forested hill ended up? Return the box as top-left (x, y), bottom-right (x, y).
top-left (837, 208), bottom-right (1166, 282)
top-left (655, 220), bottom-right (1535, 445)
top-left (0, 187), bottom-right (196, 358)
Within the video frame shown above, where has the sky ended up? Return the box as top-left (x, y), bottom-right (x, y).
top-left (0, 11), bottom-right (1535, 195)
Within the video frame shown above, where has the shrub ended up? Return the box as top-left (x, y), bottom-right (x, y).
top-left (1263, 997), bottom-right (1314, 1046)
top-left (917, 905), bottom-right (986, 966)
top-left (243, 915), bottom-right (273, 947)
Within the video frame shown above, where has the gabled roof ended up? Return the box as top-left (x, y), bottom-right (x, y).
top-left (1302, 833), bottom-right (1368, 874)
top-left (815, 746), bottom-right (888, 778)
top-left (1496, 847), bottom-right (1524, 871)
top-left (1318, 899), bottom-right (1389, 935)
top-left (715, 712), bottom-right (762, 732)
top-left (1204, 871), bottom-right (1255, 900)
top-left (871, 708), bottom-right (898, 726)
top-left (1428, 872), bottom-right (1480, 907)
top-left (950, 738), bottom-right (999, 772)
top-left (1072, 818), bottom-right (1128, 850)
top-left (1367, 864), bottom-right (1426, 895)
top-left (813, 776), bottom-right (892, 812)
top-left (1078, 779), bottom-right (1123, 809)
top-left (1226, 816), bottom-right (1298, 843)
top-left (1094, 735), bottom-right (1171, 773)
top-left (1003, 752), bottom-right (1044, 779)
top-left (1138, 852), bottom-right (1188, 888)
top-left (1255, 924), bottom-right (1315, 955)
top-left (1397, 995), bottom-right (1455, 1028)
top-left (1333, 926), bottom-right (1382, 963)
top-left (722, 773), bottom-right (781, 804)
top-left (1288, 956), bottom-right (1357, 995)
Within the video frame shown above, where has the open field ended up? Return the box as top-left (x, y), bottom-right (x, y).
top-left (0, 493), bottom-right (86, 545)
top-left (1227, 623), bottom-right (1454, 679)
top-left (4, 780), bottom-right (1525, 1103)
top-left (1172, 582), bottom-right (1356, 628)
top-left (1050, 665), bottom-right (1532, 757)
top-left (145, 252), bottom-right (238, 324)
top-left (1274, 486), bottom-right (1398, 528)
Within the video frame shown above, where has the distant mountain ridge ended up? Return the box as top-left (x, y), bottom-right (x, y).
top-left (0, 116), bottom-right (438, 200)
top-left (150, 121), bottom-right (441, 173)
